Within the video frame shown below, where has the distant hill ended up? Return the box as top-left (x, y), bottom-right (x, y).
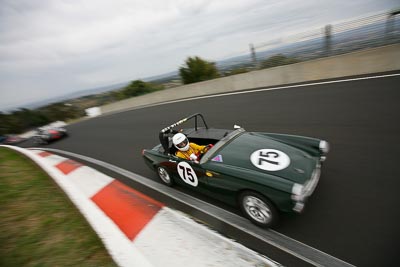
top-left (19, 82), bottom-right (130, 111)
top-left (143, 70), bottom-right (180, 83)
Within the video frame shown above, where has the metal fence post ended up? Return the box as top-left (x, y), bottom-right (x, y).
top-left (324, 24), bottom-right (332, 56)
top-left (386, 9), bottom-right (400, 41)
top-left (249, 43), bottom-right (257, 68)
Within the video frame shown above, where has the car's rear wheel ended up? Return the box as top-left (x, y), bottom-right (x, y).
top-left (157, 166), bottom-right (173, 186)
top-left (239, 191), bottom-right (278, 228)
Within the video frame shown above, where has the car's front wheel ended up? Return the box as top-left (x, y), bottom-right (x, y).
top-left (157, 166), bottom-right (174, 186)
top-left (239, 191), bottom-right (278, 228)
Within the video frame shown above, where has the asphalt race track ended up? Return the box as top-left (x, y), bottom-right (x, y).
top-left (22, 73), bottom-right (400, 266)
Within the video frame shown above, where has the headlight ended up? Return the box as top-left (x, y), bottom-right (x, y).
top-left (319, 140), bottom-right (330, 153)
top-left (291, 167), bottom-right (321, 202)
top-left (291, 183), bottom-right (305, 202)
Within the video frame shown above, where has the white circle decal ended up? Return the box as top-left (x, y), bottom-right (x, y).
top-left (177, 162), bottom-right (198, 187)
top-left (250, 149), bottom-right (290, 171)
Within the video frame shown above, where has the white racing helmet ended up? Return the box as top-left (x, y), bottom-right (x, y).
top-left (172, 133), bottom-right (189, 151)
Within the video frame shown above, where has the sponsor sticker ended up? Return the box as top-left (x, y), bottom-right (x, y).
top-left (211, 155), bottom-right (223, 162)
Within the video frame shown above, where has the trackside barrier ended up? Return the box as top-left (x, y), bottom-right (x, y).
top-left (1, 145), bottom-right (280, 267)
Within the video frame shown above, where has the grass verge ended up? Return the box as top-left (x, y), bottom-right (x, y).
top-left (0, 147), bottom-right (117, 267)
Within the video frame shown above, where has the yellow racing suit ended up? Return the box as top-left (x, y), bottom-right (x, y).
top-left (175, 143), bottom-right (208, 161)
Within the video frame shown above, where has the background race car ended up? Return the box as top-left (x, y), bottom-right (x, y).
top-left (2, 135), bottom-right (25, 145)
top-left (33, 127), bottom-right (68, 145)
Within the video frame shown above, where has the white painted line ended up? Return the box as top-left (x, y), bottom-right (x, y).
top-left (38, 148), bottom-right (356, 267)
top-left (31, 150), bottom-right (67, 166)
top-left (67, 166), bottom-right (113, 198)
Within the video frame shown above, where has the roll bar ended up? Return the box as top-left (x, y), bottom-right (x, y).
top-left (159, 113), bottom-right (209, 153)
top-left (160, 113), bottom-right (209, 133)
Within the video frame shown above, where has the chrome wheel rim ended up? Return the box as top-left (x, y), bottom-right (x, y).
top-left (243, 196), bottom-right (272, 224)
top-left (158, 167), bottom-right (171, 184)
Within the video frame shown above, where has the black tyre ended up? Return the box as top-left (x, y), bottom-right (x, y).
top-left (157, 166), bottom-right (174, 186)
top-left (239, 191), bottom-right (278, 228)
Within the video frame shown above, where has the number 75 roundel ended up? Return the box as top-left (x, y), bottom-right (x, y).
top-left (250, 149), bottom-right (290, 171)
top-left (177, 162), bottom-right (198, 186)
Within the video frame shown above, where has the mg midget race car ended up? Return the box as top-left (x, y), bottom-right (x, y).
top-left (142, 113), bottom-right (329, 228)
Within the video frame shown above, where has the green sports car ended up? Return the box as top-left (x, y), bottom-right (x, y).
top-left (142, 113), bottom-right (329, 228)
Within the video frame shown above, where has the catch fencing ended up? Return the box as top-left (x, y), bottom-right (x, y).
top-left (216, 8), bottom-right (400, 72)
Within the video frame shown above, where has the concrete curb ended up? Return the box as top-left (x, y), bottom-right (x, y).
top-left (1, 145), bottom-right (280, 267)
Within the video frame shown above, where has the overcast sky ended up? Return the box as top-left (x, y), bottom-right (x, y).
top-left (0, 0), bottom-right (398, 111)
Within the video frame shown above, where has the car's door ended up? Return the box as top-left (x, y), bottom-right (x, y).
top-left (199, 163), bottom-right (244, 205)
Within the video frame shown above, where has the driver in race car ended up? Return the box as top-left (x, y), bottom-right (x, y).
top-left (172, 133), bottom-right (212, 162)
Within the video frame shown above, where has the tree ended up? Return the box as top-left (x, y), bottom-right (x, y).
top-left (123, 80), bottom-right (154, 97)
top-left (112, 80), bottom-right (164, 101)
top-left (179, 56), bottom-right (219, 84)
top-left (0, 108), bottom-right (52, 135)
